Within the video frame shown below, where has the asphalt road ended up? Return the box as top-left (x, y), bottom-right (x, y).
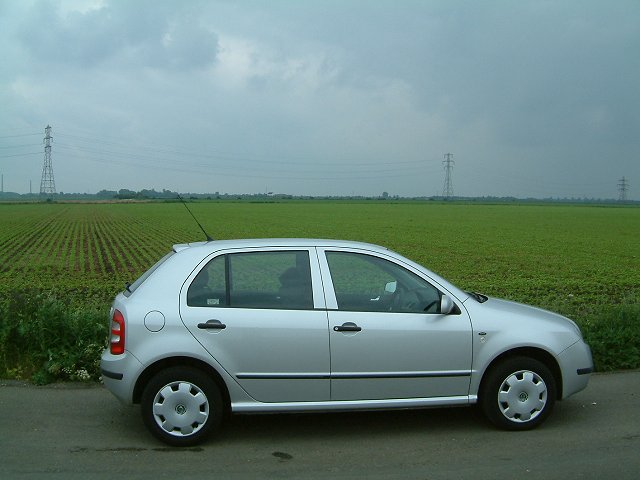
top-left (1, 371), bottom-right (639, 480)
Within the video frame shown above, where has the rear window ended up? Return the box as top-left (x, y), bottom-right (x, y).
top-left (124, 251), bottom-right (175, 297)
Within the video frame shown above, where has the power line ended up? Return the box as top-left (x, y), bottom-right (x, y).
top-left (0, 132), bottom-right (41, 139)
top-left (0, 143), bottom-right (42, 149)
top-left (0, 152), bottom-right (42, 158)
top-left (67, 152), bottom-right (434, 182)
top-left (55, 133), bottom-right (428, 169)
top-left (53, 140), bottom-right (441, 180)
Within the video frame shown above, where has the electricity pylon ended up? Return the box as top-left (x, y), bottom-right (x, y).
top-left (442, 153), bottom-right (454, 199)
top-left (40, 125), bottom-right (56, 196)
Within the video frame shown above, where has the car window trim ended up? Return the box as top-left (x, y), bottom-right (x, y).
top-left (182, 247), bottom-right (326, 311)
top-left (317, 247), bottom-right (457, 313)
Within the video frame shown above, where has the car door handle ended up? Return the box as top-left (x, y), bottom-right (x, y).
top-left (198, 319), bottom-right (227, 330)
top-left (333, 322), bottom-right (362, 332)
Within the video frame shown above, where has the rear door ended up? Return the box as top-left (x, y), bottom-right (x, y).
top-left (179, 247), bottom-right (330, 403)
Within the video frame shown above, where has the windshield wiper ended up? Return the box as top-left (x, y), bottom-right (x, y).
top-left (467, 291), bottom-right (488, 303)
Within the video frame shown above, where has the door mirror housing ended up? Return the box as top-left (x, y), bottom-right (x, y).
top-left (440, 294), bottom-right (456, 315)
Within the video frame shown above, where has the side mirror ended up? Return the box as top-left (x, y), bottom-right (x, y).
top-left (440, 294), bottom-right (456, 314)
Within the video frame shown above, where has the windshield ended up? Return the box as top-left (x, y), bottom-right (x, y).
top-left (124, 251), bottom-right (175, 297)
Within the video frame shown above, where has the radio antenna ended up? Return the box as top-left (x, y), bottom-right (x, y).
top-left (177, 194), bottom-right (213, 241)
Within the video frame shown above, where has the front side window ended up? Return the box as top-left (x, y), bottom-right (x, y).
top-left (187, 250), bottom-right (313, 310)
top-left (326, 251), bottom-right (441, 313)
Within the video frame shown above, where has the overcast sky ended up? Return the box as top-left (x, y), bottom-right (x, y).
top-left (1, 0), bottom-right (638, 199)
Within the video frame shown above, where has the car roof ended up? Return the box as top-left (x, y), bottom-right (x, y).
top-left (172, 238), bottom-right (389, 253)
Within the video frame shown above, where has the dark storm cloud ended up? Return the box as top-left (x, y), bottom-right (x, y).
top-left (17, 0), bottom-right (218, 70)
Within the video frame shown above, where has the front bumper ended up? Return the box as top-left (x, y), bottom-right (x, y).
top-left (557, 340), bottom-right (593, 399)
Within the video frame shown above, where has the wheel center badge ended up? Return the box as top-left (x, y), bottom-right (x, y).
top-left (175, 404), bottom-right (187, 415)
top-left (519, 391), bottom-right (529, 402)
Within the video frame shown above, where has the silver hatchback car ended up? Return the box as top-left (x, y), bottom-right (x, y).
top-left (101, 239), bottom-right (593, 446)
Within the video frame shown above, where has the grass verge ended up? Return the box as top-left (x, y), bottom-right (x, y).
top-left (580, 299), bottom-right (640, 372)
top-left (0, 289), bottom-right (638, 384)
top-left (0, 289), bottom-right (108, 384)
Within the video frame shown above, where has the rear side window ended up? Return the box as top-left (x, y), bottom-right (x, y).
top-left (124, 251), bottom-right (175, 297)
top-left (187, 255), bottom-right (226, 306)
top-left (187, 251), bottom-right (313, 310)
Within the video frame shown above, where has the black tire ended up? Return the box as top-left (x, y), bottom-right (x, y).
top-left (479, 356), bottom-right (557, 431)
top-left (141, 366), bottom-right (224, 446)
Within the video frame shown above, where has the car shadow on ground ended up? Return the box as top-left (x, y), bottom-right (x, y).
top-left (109, 392), bottom-right (582, 448)
top-left (220, 406), bottom-right (483, 442)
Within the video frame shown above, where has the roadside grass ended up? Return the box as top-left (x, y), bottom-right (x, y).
top-left (580, 298), bottom-right (640, 372)
top-left (0, 289), bottom-right (638, 384)
top-left (0, 290), bottom-right (108, 384)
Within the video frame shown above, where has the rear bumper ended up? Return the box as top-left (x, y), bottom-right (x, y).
top-left (100, 349), bottom-right (143, 404)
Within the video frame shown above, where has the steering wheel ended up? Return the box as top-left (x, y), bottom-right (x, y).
top-left (423, 300), bottom-right (439, 313)
top-left (390, 285), bottom-right (421, 312)
top-left (390, 286), bottom-right (440, 313)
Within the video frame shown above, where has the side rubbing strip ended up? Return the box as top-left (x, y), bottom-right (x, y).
top-left (332, 371), bottom-right (471, 379)
top-left (236, 371), bottom-right (472, 380)
top-left (236, 373), bottom-right (330, 380)
top-left (101, 369), bottom-right (124, 380)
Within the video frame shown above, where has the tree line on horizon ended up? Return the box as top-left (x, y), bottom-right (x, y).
top-left (0, 187), bottom-right (636, 204)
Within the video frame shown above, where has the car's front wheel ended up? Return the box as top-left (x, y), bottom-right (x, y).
top-left (141, 366), bottom-right (223, 446)
top-left (480, 356), bottom-right (557, 430)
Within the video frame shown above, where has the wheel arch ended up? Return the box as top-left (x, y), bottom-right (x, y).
top-left (478, 347), bottom-right (563, 401)
top-left (133, 356), bottom-right (231, 412)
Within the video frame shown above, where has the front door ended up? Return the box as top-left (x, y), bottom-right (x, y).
top-left (320, 249), bottom-right (472, 401)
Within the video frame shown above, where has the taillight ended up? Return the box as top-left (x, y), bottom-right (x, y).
top-left (110, 309), bottom-right (125, 355)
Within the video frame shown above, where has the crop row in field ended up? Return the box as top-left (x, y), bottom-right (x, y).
top-left (0, 203), bottom-right (185, 302)
top-left (0, 201), bottom-right (638, 318)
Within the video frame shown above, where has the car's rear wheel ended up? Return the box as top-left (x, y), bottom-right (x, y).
top-left (141, 366), bottom-right (223, 446)
top-left (480, 356), bottom-right (556, 430)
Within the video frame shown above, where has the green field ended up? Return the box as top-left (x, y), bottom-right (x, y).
top-left (0, 201), bottom-right (639, 380)
top-left (1, 201), bottom-right (638, 314)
